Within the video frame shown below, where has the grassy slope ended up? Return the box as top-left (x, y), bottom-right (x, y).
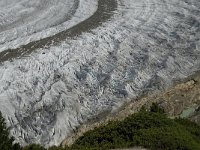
top-left (69, 105), bottom-right (200, 150)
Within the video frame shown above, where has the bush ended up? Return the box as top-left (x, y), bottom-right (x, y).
top-left (133, 127), bottom-right (200, 150)
top-left (23, 144), bottom-right (46, 150)
top-left (71, 104), bottom-right (200, 150)
top-left (150, 102), bottom-right (165, 114)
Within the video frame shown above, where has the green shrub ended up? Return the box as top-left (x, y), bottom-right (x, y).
top-left (150, 102), bottom-right (165, 114)
top-left (132, 127), bottom-right (200, 150)
top-left (23, 144), bottom-right (46, 150)
top-left (175, 118), bottom-right (200, 138)
top-left (71, 104), bottom-right (200, 150)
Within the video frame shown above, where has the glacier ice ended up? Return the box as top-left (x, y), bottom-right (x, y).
top-left (0, 0), bottom-right (200, 147)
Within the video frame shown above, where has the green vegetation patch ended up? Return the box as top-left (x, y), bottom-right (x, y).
top-left (1, 103), bottom-right (200, 150)
top-left (71, 104), bottom-right (200, 150)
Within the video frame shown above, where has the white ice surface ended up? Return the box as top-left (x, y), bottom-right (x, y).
top-left (0, 0), bottom-right (98, 51)
top-left (0, 0), bottom-right (200, 147)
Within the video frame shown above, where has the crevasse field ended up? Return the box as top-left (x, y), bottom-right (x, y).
top-left (0, 0), bottom-right (200, 147)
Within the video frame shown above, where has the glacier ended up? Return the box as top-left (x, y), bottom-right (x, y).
top-left (0, 0), bottom-right (200, 147)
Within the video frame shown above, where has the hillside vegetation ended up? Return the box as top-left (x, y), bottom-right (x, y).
top-left (1, 103), bottom-right (200, 150)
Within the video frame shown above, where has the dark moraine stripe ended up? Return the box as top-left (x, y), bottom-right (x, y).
top-left (0, 0), bottom-right (118, 63)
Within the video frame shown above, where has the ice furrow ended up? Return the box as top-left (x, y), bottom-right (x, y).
top-left (0, 0), bottom-right (200, 147)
